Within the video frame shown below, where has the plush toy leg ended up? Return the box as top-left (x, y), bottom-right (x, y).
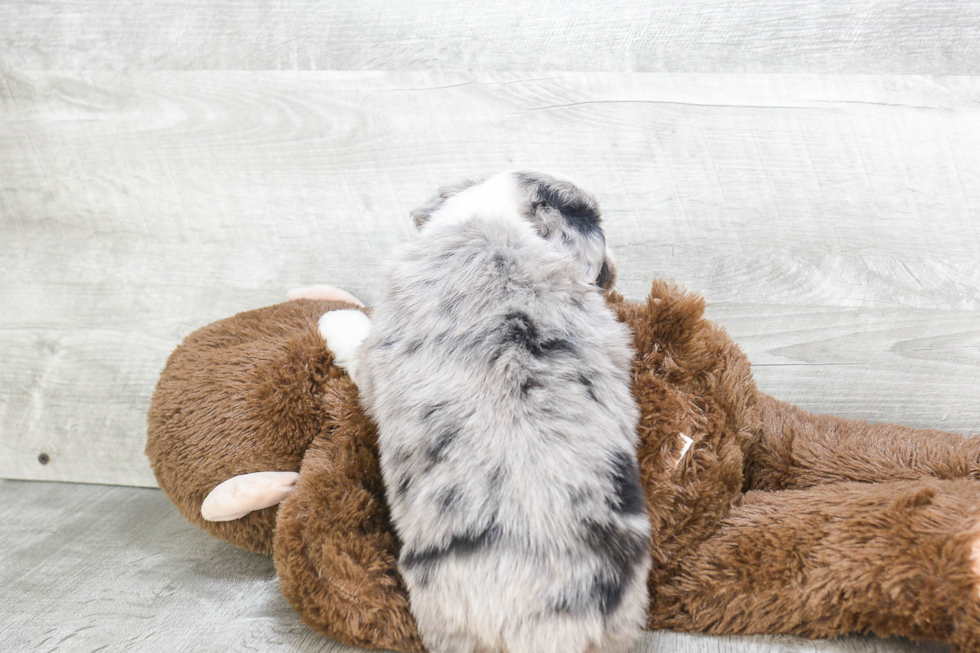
top-left (200, 471), bottom-right (301, 521)
top-left (649, 479), bottom-right (980, 652)
top-left (746, 393), bottom-right (980, 490)
top-left (318, 309), bottom-right (371, 383)
top-left (287, 284), bottom-right (365, 307)
top-left (273, 377), bottom-right (424, 653)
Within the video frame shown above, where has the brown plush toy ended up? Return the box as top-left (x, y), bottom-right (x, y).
top-left (146, 282), bottom-right (980, 652)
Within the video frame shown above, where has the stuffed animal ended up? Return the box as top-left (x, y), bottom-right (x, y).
top-left (146, 282), bottom-right (980, 653)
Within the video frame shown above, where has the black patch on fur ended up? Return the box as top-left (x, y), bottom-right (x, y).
top-left (427, 427), bottom-right (460, 464)
top-left (390, 447), bottom-right (412, 465)
top-left (607, 451), bottom-right (645, 515)
top-left (538, 337), bottom-right (575, 356)
top-left (394, 474), bottom-right (412, 498)
top-left (401, 522), bottom-right (501, 574)
top-left (559, 207), bottom-right (601, 236)
top-left (488, 464), bottom-right (507, 489)
top-left (491, 253), bottom-right (510, 274)
top-left (439, 485), bottom-right (461, 512)
top-left (552, 569), bottom-right (636, 617)
top-left (582, 519), bottom-right (648, 616)
top-left (517, 172), bottom-right (601, 236)
top-left (501, 311), bottom-right (538, 348)
top-left (552, 575), bottom-right (628, 617)
top-left (591, 573), bottom-right (627, 617)
top-left (569, 485), bottom-right (595, 506)
top-left (421, 402), bottom-right (448, 420)
top-left (520, 376), bottom-right (542, 396)
top-left (578, 373), bottom-right (600, 403)
top-left (404, 338), bottom-right (423, 355)
top-left (498, 311), bottom-right (575, 360)
top-left (596, 260), bottom-right (613, 289)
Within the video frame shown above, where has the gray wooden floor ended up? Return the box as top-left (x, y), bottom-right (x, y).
top-left (0, 479), bottom-right (948, 653)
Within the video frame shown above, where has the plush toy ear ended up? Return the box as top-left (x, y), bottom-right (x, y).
top-left (286, 285), bottom-right (365, 306)
top-left (201, 471), bottom-right (301, 522)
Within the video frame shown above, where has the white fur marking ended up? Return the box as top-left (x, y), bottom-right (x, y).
top-left (201, 471), bottom-right (300, 521)
top-left (438, 171), bottom-right (524, 225)
top-left (318, 309), bottom-right (372, 382)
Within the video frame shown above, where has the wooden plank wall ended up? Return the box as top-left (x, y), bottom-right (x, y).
top-left (1, 2), bottom-right (978, 487)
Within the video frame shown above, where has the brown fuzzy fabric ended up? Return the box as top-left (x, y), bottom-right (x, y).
top-left (146, 282), bottom-right (980, 651)
top-left (146, 299), bottom-right (354, 554)
top-left (273, 376), bottom-right (424, 652)
top-left (651, 480), bottom-right (980, 651)
top-left (606, 282), bottom-right (762, 598)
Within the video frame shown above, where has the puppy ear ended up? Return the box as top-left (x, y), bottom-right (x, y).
top-left (410, 178), bottom-right (482, 229)
top-left (596, 245), bottom-right (618, 291)
top-left (410, 202), bottom-right (438, 229)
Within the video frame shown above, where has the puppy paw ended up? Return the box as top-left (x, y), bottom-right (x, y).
top-left (287, 284), bottom-right (365, 306)
top-left (318, 309), bottom-right (371, 381)
top-left (201, 471), bottom-right (300, 521)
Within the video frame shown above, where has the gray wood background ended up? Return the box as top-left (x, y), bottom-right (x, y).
top-left (1, 2), bottom-right (979, 486)
top-left (2, 1), bottom-right (979, 652)
top-left (3, 71), bottom-right (978, 485)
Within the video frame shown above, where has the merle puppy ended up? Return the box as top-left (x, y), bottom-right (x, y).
top-left (319, 170), bottom-right (651, 653)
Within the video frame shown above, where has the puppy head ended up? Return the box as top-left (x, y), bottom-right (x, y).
top-left (410, 170), bottom-right (617, 290)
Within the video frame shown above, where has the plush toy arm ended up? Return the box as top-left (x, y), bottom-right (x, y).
top-left (318, 309), bottom-right (371, 384)
top-left (273, 377), bottom-right (425, 653)
top-left (650, 479), bottom-right (980, 652)
top-left (201, 471), bottom-right (301, 522)
top-left (745, 393), bottom-right (980, 491)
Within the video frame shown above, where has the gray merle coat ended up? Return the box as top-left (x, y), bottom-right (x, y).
top-left (326, 171), bottom-right (651, 653)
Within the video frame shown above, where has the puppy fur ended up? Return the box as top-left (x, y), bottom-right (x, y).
top-left (355, 171), bottom-right (652, 653)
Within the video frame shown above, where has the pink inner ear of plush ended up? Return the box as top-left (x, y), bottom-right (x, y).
top-left (287, 285), bottom-right (365, 306)
top-left (200, 471), bottom-right (301, 521)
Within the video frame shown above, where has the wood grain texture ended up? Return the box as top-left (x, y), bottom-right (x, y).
top-left (1, 0), bottom-right (979, 73)
top-left (1, 71), bottom-right (978, 486)
top-left (710, 303), bottom-right (980, 435)
top-left (0, 479), bottom-right (949, 653)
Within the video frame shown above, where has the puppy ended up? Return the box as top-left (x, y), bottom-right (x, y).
top-left (320, 171), bottom-right (650, 653)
